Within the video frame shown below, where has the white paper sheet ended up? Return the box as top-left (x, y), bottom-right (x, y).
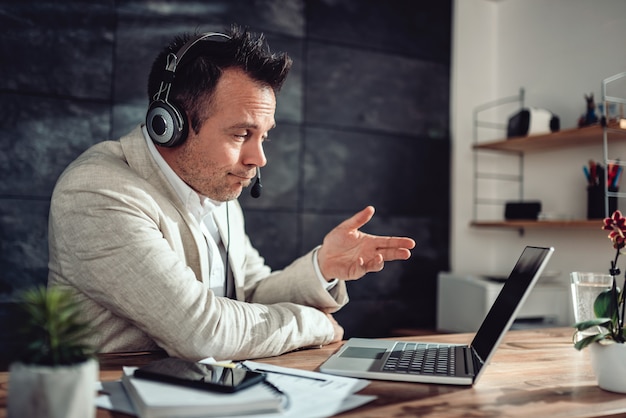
top-left (96, 360), bottom-right (375, 417)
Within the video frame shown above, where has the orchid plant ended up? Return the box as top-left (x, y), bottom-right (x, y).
top-left (574, 210), bottom-right (626, 350)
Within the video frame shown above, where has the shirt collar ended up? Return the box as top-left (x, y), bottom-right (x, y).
top-left (142, 125), bottom-right (222, 222)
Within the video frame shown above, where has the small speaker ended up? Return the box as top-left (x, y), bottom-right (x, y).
top-left (504, 201), bottom-right (542, 220)
top-left (507, 108), bottom-right (559, 138)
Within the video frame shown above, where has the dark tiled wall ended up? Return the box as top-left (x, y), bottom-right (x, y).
top-left (0, 0), bottom-right (451, 350)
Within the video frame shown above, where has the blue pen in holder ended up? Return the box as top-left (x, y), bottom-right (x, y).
top-left (587, 185), bottom-right (618, 219)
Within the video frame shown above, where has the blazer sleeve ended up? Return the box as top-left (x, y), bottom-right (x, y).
top-left (245, 249), bottom-right (349, 312)
top-left (48, 153), bottom-right (338, 361)
top-left (221, 202), bottom-right (349, 312)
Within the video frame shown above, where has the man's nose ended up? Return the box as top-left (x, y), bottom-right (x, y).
top-left (244, 140), bottom-right (267, 168)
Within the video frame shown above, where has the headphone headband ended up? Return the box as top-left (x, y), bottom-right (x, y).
top-left (166, 32), bottom-right (231, 73)
top-left (147, 32), bottom-right (231, 147)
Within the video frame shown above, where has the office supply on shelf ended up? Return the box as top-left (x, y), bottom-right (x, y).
top-left (320, 246), bottom-right (554, 385)
top-left (587, 184), bottom-right (618, 219)
top-left (504, 201), bottom-right (542, 220)
top-left (507, 107), bottom-right (560, 138)
top-left (586, 159), bottom-right (605, 186)
top-left (584, 160), bottom-right (623, 190)
top-left (608, 161), bottom-right (623, 189)
top-left (612, 166), bottom-right (623, 188)
top-left (586, 159), bottom-right (619, 219)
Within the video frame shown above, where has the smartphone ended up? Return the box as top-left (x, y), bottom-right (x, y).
top-left (133, 358), bottom-right (266, 393)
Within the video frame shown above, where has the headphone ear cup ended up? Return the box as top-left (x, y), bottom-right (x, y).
top-left (146, 100), bottom-right (188, 147)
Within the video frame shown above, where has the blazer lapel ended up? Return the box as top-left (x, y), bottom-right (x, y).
top-left (119, 125), bottom-right (211, 283)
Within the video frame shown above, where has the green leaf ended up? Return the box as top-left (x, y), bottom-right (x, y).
top-left (574, 332), bottom-right (611, 350)
top-left (574, 318), bottom-right (612, 331)
top-left (14, 285), bottom-right (96, 365)
top-left (594, 289), bottom-right (617, 318)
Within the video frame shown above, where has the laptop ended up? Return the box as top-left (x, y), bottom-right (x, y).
top-left (320, 246), bottom-right (554, 386)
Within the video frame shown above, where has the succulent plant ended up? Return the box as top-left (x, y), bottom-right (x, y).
top-left (15, 285), bottom-right (95, 366)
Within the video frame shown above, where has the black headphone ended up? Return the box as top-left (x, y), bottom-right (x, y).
top-left (146, 32), bottom-right (231, 147)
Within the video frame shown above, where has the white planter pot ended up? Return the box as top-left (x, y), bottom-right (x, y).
top-left (7, 358), bottom-right (99, 418)
top-left (590, 342), bottom-right (626, 393)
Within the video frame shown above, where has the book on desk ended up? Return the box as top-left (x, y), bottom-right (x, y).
top-left (121, 367), bottom-right (284, 417)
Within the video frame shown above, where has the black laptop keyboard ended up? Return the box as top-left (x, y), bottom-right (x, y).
top-left (382, 342), bottom-right (456, 376)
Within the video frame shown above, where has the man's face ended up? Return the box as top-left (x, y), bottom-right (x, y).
top-left (164, 68), bottom-right (276, 201)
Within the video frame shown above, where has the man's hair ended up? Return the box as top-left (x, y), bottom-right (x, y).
top-left (147, 24), bottom-right (292, 134)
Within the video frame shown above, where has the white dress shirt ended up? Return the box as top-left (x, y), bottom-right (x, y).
top-left (142, 126), bottom-right (336, 294)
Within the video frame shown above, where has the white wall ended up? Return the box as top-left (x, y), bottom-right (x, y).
top-left (451, 0), bottom-right (626, 324)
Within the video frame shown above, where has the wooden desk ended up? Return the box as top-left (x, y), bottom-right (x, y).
top-left (1, 327), bottom-right (626, 417)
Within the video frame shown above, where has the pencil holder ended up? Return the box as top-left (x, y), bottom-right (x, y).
top-left (587, 185), bottom-right (618, 219)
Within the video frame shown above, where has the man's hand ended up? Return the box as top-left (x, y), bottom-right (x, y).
top-left (317, 206), bottom-right (416, 281)
top-left (326, 313), bottom-right (344, 343)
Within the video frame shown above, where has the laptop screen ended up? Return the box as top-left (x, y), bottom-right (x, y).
top-left (470, 246), bottom-right (553, 365)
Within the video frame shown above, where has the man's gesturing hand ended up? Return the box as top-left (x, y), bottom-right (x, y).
top-left (317, 206), bottom-right (416, 281)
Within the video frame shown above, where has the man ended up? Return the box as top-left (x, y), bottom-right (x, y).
top-left (48, 25), bottom-right (415, 361)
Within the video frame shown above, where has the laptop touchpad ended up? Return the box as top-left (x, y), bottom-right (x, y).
top-left (340, 347), bottom-right (386, 360)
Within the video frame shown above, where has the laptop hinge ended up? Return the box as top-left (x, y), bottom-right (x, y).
top-left (469, 347), bottom-right (485, 376)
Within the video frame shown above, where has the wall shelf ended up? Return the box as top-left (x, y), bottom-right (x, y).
top-left (471, 75), bottom-right (626, 232)
top-left (472, 123), bottom-right (626, 153)
top-left (470, 220), bottom-right (601, 229)
top-left (473, 125), bottom-right (626, 153)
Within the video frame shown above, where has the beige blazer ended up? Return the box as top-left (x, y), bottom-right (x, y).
top-left (48, 126), bottom-right (348, 361)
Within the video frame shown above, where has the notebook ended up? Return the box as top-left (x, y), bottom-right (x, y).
top-left (120, 366), bottom-right (285, 417)
top-left (320, 246), bottom-right (554, 386)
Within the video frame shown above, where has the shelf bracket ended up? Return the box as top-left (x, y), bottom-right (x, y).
top-left (472, 88), bottom-right (525, 222)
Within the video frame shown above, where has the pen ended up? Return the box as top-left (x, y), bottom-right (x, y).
top-left (590, 160), bottom-right (597, 185)
top-left (612, 166), bottom-right (623, 189)
top-left (597, 164), bottom-right (605, 187)
top-left (213, 362), bottom-right (237, 368)
top-left (249, 367), bottom-right (328, 382)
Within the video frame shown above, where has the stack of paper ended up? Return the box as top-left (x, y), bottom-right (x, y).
top-left (97, 362), bottom-right (375, 417)
top-left (240, 361), bottom-right (375, 418)
top-left (121, 367), bottom-right (284, 417)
